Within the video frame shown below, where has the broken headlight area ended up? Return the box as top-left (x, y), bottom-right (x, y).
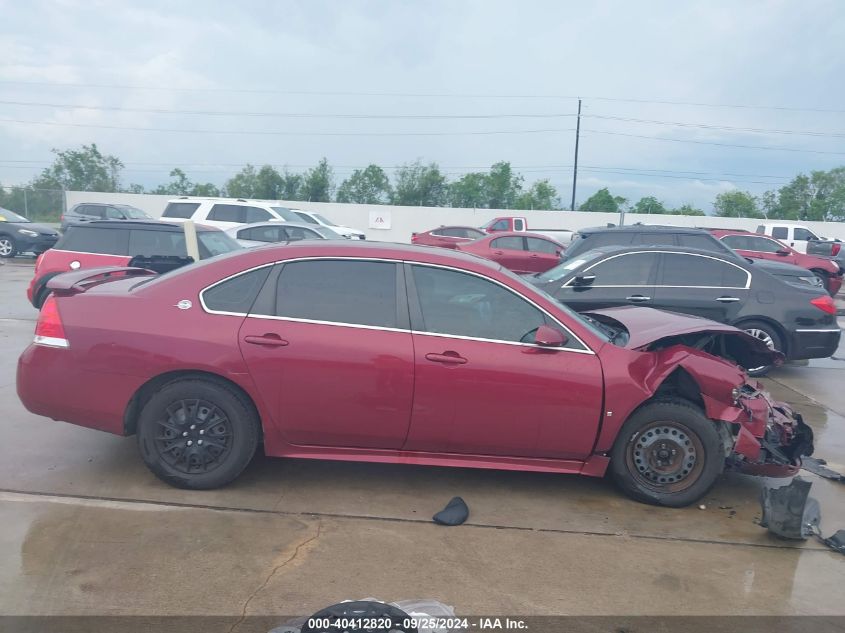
top-left (727, 387), bottom-right (814, 477)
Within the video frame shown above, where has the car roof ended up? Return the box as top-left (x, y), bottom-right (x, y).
top-left (486, 230), bottom-right (562, 241)
top-left (72, 202), bottom-right (139, 208)
top-left (230, 221), bottom-right (325, 231)
top-left (568, 244), bottom-right (748, 264)
top-left (430, 225), bottom-right (483, 230)
top-left (72, 220), bottom-right (220, 232)
top-left (166, 197), bottom-right (291, 206)
top-left (577, 224), bottom-right (711, 235)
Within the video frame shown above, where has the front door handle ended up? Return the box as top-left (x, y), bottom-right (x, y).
top-left (716, 296), bottom-right (741, 303)
top-left (626, 295), bottom-right (651, 303)
top-left (244, 334), bottom-right (289, 347)
top-left (425, 352), bottom-right (467, 365)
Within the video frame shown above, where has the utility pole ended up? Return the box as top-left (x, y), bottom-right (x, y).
top-left (570, 98), bottom-right (582, 211)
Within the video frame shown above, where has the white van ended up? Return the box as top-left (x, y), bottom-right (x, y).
top-left (160, 198), bottom-right (302, 231)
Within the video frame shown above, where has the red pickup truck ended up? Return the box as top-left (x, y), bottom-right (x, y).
top-left (482, 216), bottom-right (574, 244)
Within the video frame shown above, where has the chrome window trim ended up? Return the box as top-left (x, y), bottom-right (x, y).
top-left (794, 328), bottom-right (841, 333)
top-left (562, 250), bottom-right (751, 290)
top-left (199, 256), bottom-right (596, 354)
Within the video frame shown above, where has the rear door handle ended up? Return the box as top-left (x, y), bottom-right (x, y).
top-left (716, 296), bottom-right (741, 303)
top-left (244, 334), bottom-right (289, 347)
top-left (626, 295), bottom-right (651, 303)
top-left (425, 352), bottom-right (467, 365)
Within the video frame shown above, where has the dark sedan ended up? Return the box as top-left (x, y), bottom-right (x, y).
top-left (530, 245), bottom-right (840, 375)
top-left (0, 207), bottom-right (60, 258)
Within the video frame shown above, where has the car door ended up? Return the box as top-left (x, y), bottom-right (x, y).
top-left (403, 263), bottom-right (603, 459)
top-left (651, 253), bottom-right (750, 322)
top-left (489, 236), bottom-right (530, 272)
top-left (555, 252), bottom-right (660, 311)
top-left (525, 237), bottom-right (564, 273)
top-left (237, 258), bottom-right (414, 449)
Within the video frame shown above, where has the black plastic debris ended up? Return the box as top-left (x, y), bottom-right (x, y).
top-left (433, 496), bottom-right (469, 526)
top-left (801, 456), bottom-right (845, 482)
top-left (760, 477), bottom-right (820, 540)
top-left (822, 530), bottom-right (845, 554)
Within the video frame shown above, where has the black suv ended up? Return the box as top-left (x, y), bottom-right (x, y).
top-left (0, 207), bottom-right (60, 258)
top-left (61, 202), bottom-right (153, 231)
top-left (565, 225), bottom-right (825, 289)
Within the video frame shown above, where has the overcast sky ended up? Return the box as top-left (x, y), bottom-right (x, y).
top-left (1, 0), bottom-right (844, 211)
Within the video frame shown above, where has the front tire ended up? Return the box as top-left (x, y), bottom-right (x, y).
top-left (609, 399), bottom-right (725, 507)
top-left (137, 378), bottom-right (260, 489)
top-left (0, 235), bottom-right (17, 258)
top-left (738, 320), bottom-right (783, 377)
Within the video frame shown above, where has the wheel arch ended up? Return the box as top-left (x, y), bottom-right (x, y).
top-left (731, 315), bottom-right (789, 355)
top-left (123, 369), bottom-right (262, 437)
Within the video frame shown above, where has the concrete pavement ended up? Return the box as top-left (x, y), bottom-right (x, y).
top-left (0, 258), bottom-right (843, 619)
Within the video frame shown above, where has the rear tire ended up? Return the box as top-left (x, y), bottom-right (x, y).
top-left (0, 235), bottom-right (17, 258)
top-left (137, 378), bottom-right (260, 489)
top-left (609, 399), bottom-right (725, 507)
top-left (812, 270), bottom-right (834, 296)
top-left (738, 319), bottom-right (783, 377)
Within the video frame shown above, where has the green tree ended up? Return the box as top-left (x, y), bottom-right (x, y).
top-left (225, 164), bottom-right (259, 198)
top-left (449, 172), bottom-right (489, 208)
top-left (515, 179), bottom-right (560, 210)
top-left (392, 160), bottom-right (448, 206)
top-left (336, 164), bottom-right (392, 204)
top-left (153, 169), bottom-right (221, 196)
top-left (631, 196), bottom-right (668, 214)
top-left (672, 203), bottom-right (706, 216)
top-left (252, 165), bottom-right (284, 199)
top-left (31, 144), bottom-right (123, 192)
top-left (578, 187), bottom-right (625, 212)
top-left (486, 161), bottom-right (524, 208)
top-left (300, 158), bottom-right (334, 202)
top-left (713, 190), bottom-right (763, 218)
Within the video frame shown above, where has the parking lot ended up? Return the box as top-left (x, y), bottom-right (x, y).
top-left (1, 256), bottom-right (845, 620)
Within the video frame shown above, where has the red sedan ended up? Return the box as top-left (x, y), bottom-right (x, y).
top-left (411, 226), bottom-right (486, 249)
top-left (710, 228), bottom-right (843, 296)
top-left (17, 241), bottom-right (812, 507)
top-left (456, 231), bottom-right (566, 274)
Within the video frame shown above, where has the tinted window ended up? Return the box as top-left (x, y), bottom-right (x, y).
top-left (208, 204), bottom-right (245, 223)
top-left (513, 218), bottom-right (525, 231)
top-left (55, 227), bottom-right (130, 255)
top-left (720, 235), bottom-right (752, 251)
top-left (661, 254), bottom-right (748, 288)
top-left (197, 231), bottom-right (241, 258)
top-left (275, 260), bottom-right (397, 328)
top-left (566, 232), bottom-right (634, 258)
top-left (239, 226), bottom-right (283, 242)
top-left (435, 227), bottom-right (468, 238)
top-left (526, 237), bottom-right (560, 254)
top-left (587, 253), bottom-right (658, 286)
top-left (678, 233), bottom-right (721, 252)
top-left (203, 267), bottom-right (272, 313)
top-left (128, 229), bottom-right (187, 257)
top-left (283, 226), bottom-right (322, 241)
top-left (489, 220), bottom-right (508, 231)
top-left (270, 207), bottom-right (301, 222)
top-left (771, 227), bottom-right (788, 240)
top-left (245, 207), bottom-right (272, 223)
top-left (77, 204), bottom-right (103, 218)
top-left (491, 236), bottom-right (524, 250)
top-left (105, 206), bottom-right (125, 219)
top-left (634, 232), bottom-right (676, 246)
top-left (794, 227), bottom-right (816, 241)
top-left (743, 236), bottom-right (783, 253)
top-left (162, 202), bottom-right (200, 219)
top-left (412, 266), bottom-right (546, 343)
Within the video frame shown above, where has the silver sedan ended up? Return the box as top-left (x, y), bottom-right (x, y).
top-left (225, 221), bottom-right (343, 248)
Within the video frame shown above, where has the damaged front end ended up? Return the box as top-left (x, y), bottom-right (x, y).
top-left (728, 384), bottom-right (814, 477)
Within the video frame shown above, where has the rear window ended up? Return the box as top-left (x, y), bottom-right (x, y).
top-left (565, 231), bottom-right (634, 258)
top-left (129, 230), bottom-right (187, 257)
top-left (162, 202), bottom-right (200, 219)
top-left (55, 227), bottom-right (130, 255)
top-left (677, 233), bottom-right (722, 252)
top-left (245, 207), bottom-right (272, 223)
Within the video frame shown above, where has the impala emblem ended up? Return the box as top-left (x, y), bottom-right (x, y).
top-left (175, 300), bottom-right (193, 310)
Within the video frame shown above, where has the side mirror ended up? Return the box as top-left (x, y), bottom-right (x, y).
top-left (573, 273), bottom-right (596, 286)
top-left (776, 249), bottom-right (790, 256)
top-left (535, 325), bottom-right (568, 347)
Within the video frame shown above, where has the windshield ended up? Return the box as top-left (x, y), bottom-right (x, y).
top-left (314, 226), bottom-right (343, 239)
top-left (270, 206), bottom-right (302, 222)
top-left (314, 213), bottom-right (337, 226)
top-left (197, 230), bottom-right (243, 258)
top-left (0, 207), bottom-right (30, 223)
top-left (496, 266), bottom-right (610, 342)
top-left (121, 206), bottom-right (151, 219)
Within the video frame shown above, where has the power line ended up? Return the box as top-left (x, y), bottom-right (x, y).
top-left (584, 114), bottom-right (845, 138)
top-left (583, 129), bottom-right (845, 155)
top-left (2, 79), bottom-right (843, 113)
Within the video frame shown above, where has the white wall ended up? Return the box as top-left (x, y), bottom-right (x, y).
top-left (66, 191), bottom-right (845, 243)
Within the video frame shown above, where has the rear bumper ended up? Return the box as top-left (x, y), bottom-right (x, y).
top-left (17, 344), bottom-right (138, 435)
top-left (828, 274), bottom-right (843, 295)
top-left (788, 328), bottom-right (841, 360)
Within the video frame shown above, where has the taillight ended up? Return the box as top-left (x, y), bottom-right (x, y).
top-left (34, 296), bottom-right (69, 348)
top-left (411, 233), bottom-right (418, 243)
top-left (832, 243), bottom-right (841, 256)
top-left (810, 295), bottom-right (837, 315)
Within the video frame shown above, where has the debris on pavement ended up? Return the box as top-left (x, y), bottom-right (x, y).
top-left (801, 456), bottom-right (845, 482)
top-left (433, 496), bottom-right (469, 526)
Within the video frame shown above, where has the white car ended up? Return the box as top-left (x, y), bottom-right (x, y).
top-left (160, 198), bottom-right (302, 231)
top-left (292, 209), bottom-right (366, 240)
top-left (225, 221), bottom-right (342, 247)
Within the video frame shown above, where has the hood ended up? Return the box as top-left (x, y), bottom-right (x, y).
top-left (4, 221), bottom-right (58, 235)
top-left (584, 306), bottom-right (784, 369)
